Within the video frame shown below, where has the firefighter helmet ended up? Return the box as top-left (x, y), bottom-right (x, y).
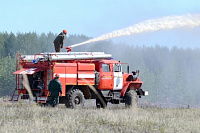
top-left (55, 74), bottom-right (60, 78)
top-left (63, 30), bottom-right (67, 34)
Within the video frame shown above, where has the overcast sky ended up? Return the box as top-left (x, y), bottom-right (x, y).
top-left (1, 0), bottom-right (200, 47)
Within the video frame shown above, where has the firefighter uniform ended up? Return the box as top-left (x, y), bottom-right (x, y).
top-left (48, 77), bottom-right (62, 106)
top-left (53, 30), bottom-right (67, 52)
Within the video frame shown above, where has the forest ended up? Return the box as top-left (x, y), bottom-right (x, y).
top-left (0, 32), bottom-right (200, 107)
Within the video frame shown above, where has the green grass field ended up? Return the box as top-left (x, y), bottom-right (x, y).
top-left (0, 98), bottom-right (199, 133)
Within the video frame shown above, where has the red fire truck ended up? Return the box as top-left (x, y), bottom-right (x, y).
top-left (10, 52), bottom-right (148, 108)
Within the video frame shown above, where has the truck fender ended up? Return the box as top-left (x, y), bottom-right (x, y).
top-left (121, 81), bottom-right (143, 96)
top-left (121, 82), bottom-right (130, 97)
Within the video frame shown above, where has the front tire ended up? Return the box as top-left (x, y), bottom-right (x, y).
top-left (65, 89), bottom-right (85, 109)
top-left (125, 90), bottom-right (138, 108)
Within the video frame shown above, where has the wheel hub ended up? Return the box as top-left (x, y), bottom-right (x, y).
top-left (74, 96), bottom-right (80, 105)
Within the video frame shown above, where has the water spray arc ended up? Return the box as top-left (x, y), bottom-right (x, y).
top-left (67, 14), bottom-right (200, 50)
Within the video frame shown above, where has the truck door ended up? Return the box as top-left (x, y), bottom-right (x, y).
top-left (113, 63), bottom-right (123, 90)
top-left (99, 63), bottom-right (113, 90)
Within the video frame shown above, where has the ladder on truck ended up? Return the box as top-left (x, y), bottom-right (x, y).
top-left (10, 53), bottom-right (24, 101)
top-left (37, 90), bottom-right (49, 104)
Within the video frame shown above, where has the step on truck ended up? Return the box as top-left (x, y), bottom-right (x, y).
top-left (10, 52), bottom-right (148, 108)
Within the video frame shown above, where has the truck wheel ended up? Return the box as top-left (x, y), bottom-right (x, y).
top-left (96, 98), bottom-right (107, 109)
top-left (65, 89), bottom-right (85, 109)
top-left (125, 90), bottom-right (138, 108)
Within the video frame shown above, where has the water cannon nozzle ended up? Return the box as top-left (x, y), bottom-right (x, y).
top-left (63, 47), bottom-right (72, 52)
top-left (67, 47), bottom-right (72, 52)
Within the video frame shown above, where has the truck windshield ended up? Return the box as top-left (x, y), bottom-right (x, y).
top-left (113, 63), bottom-right (121, 72)
top-left (102, 64), bottom-right (110, 72)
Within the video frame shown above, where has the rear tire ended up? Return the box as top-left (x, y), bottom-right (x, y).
top-left (125, 90), bottom-right (138, 108)
top-left (65, 89), bottom-right (85, 109)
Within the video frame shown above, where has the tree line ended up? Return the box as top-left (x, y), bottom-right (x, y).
top-left (0, 32), bottom-right (200, 106)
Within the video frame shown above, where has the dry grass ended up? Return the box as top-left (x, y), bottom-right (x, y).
top-left (0, 97), bottom-right (200, 133)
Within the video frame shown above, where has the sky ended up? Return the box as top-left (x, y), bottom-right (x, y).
top-left (1, 0), bottom-right (200, 48)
